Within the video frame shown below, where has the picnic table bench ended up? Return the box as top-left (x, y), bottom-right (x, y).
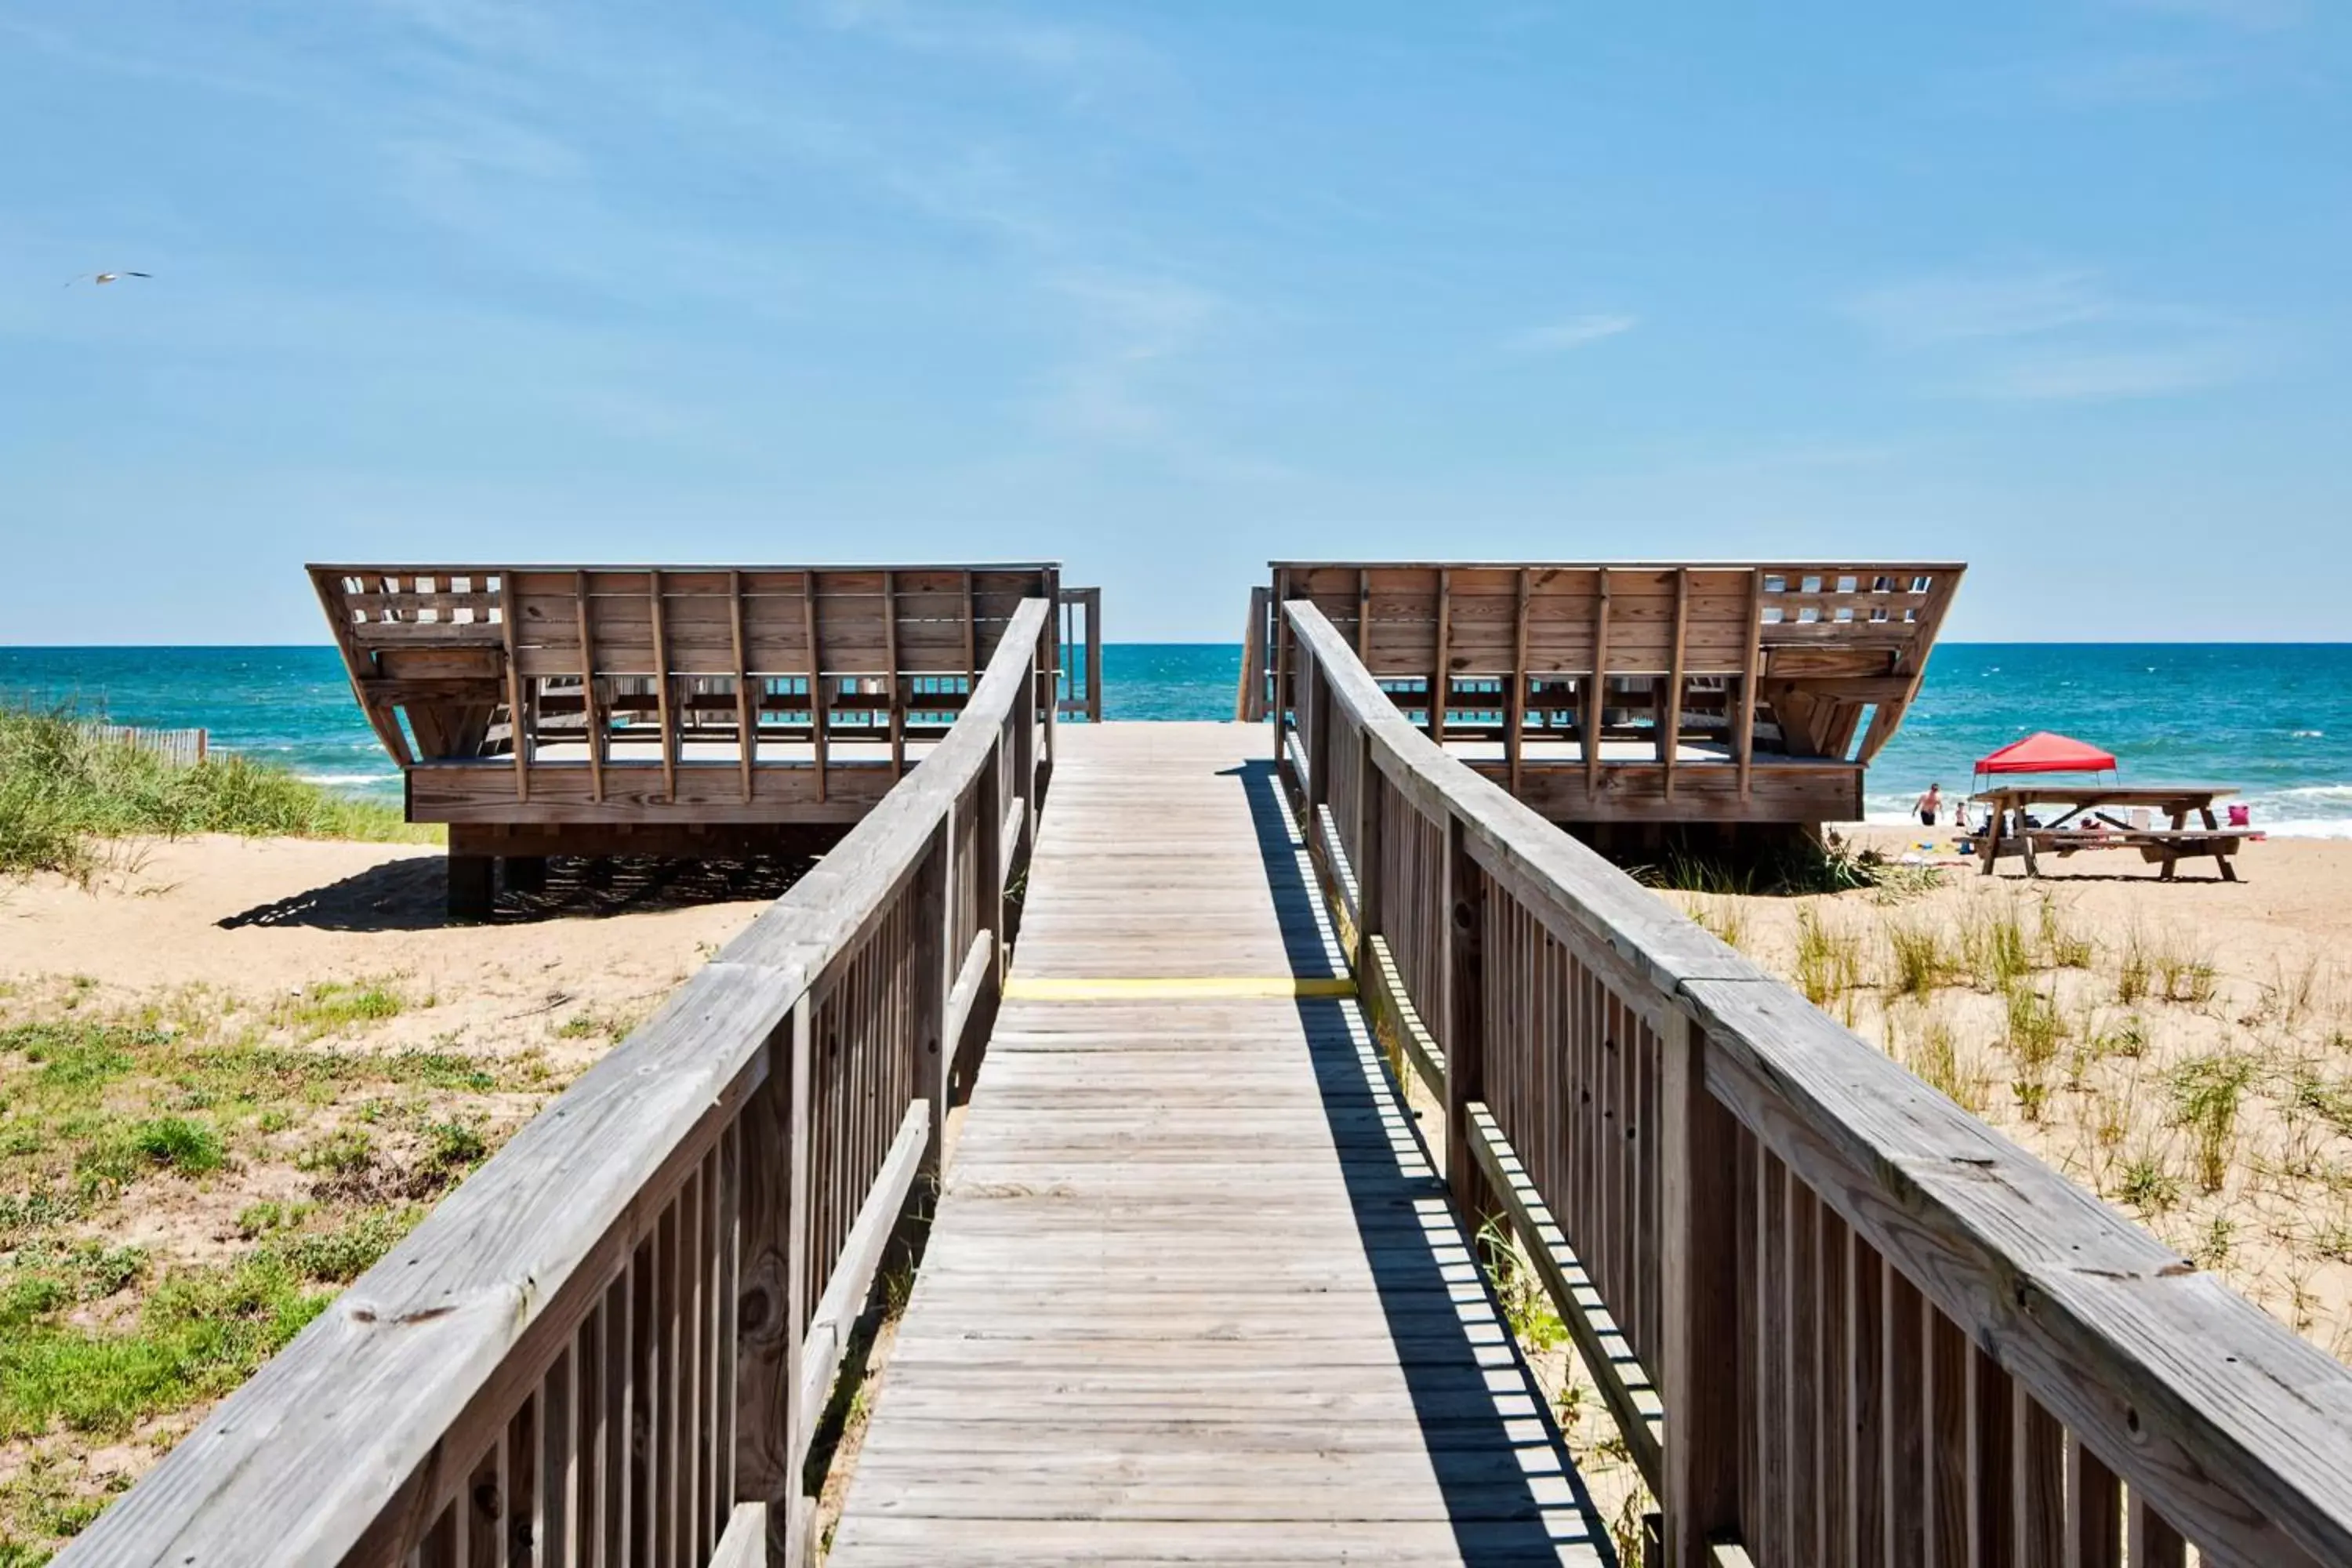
top-left (1968, 785), bottom-right (2253, 881)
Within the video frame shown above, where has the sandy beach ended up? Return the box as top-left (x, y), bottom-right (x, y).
top-left (0, 836), bottom-right (775, 1058)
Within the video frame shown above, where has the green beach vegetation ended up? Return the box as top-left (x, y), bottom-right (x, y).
top-left (0, 703), bottom-right (434, 883)
top-left (0, 975), bottom-right (571, 1560)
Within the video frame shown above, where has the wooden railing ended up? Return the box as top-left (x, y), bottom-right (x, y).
top-left (61, 597), bottom-right (1054, 1568)
top-left (1281, 599), bottom-right (2352, 1568)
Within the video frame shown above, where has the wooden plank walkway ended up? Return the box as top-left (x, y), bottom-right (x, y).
top-left (828, 723), bottom-right (1612, 1566)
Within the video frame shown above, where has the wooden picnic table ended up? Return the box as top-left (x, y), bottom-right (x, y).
top-left (1967, 785), bottom-right (2250, 881)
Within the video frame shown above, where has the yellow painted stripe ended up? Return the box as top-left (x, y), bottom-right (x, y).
top-left (1004, 975), bottom-right (1358, 1001)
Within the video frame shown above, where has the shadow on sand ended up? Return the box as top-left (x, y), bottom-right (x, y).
top-left (217, 854), bottom-right (818, 934)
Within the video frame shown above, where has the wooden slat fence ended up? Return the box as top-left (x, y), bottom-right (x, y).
top-left (60, 597), bottom-right (1055, 1568)
top-left (1283, 597), bottom-right (2352, 1568)
top-left (71, 720), bottom-right (209, 768)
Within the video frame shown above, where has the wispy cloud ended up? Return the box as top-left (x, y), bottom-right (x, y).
top-left (2004, 53), bottom-right (2233, 108)
top-left (815, 0), bottom-right (1152, 100)
top-left (1969, 347), bottom-right (2257, 401)
top-left (2114, 0), bottom-right (2306, 31)
top-left (1847, 267), bottom-right (2263, 403)
top-left (1507, 313), bottom-right (1639, 355)
top-left (1848, 270), bottom-right (2107, 347)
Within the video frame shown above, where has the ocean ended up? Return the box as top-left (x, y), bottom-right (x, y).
top-left (5, 643), bottom-right (2349, 837)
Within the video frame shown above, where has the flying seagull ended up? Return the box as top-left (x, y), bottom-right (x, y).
top-left (64, 270), bottom-right (153, 288)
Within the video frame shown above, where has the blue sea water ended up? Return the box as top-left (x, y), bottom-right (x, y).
top-left (5, 643), bottom-right (2349, 835)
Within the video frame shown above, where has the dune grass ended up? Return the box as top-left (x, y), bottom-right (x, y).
top-left (0, 704), bottom-right (434, 882)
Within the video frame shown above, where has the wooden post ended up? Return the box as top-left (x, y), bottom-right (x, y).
top-left (1737, 568), bottom-right (1765, 800)
top-left (729, 571), bottom-right (756, 806)
top-left (1663, 568), bottom-right (1689, 798)
top-left (1039, 572), bottom-right (1058, 773)
top-left (801, 575), bottom-right (828, 805)
top-left (1440, 813), bottom-right (1495, 1225)
top-left (1353, 733), bottom-right (1384, 965)
top-left (1083, 586), bottom-right (1103, 723)
top-left (1236, 586), bottom-right (1269, 723)
top-left (649, 568), bottom-right (677, 804)
top-left (500, 567), bottom-right (529, 803)
top-left (1356, 568), bottom-right (1371, 662)
top-left (1306, 655), bottom-right (1331, 816)
top-left (575, 570), bottom-right (605, 804)
top-left (1507, 568), bottom-right (1530, 797)
top-left (734, 1000), bottom-right (806, 1565)
top-left (1660, 1007), bottom-right (1741, 1565)
top-left (1585, 568), bottom-right (1611, 795)
top-left (960, 570), bottom-right (978, 696)
top-left (1429, 568), bottom-right (1452, 743)
top-left (882, 571), bottom-right (905, 780)
top-left (1273, 568), bottom-right (1294, 744)
top-left (978, 735), bottom-right (1006, 996)
top-left (915, 817), bottom-right (949, 1176)
top-left (1013, 661), bottom-right (1036, 867)
top-left (782, 999), bottom-right (813, 1568)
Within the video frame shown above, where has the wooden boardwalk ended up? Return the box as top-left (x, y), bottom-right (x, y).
top-left (828, 723), bottom-right (1612, 1566)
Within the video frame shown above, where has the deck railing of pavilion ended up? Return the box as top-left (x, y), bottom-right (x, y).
top-left (57, 596), bottom-right (1054, 1568)
top-left (1281, 597), bottom-right (2352, 1568)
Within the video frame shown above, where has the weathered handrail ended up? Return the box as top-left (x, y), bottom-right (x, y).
top-left (1282, 598), bottom-right (2352, 1568)
top-left (63, 597), bottom-right (1056, 1568)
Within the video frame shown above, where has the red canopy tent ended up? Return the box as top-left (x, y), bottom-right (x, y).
top-left (1973, 731), bottom-right (2118, 779)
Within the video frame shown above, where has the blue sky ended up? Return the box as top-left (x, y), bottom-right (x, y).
top-left (3, 1), bottom-right (2347, 642)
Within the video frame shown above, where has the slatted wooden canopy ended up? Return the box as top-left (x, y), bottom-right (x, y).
top-left (310, 563), bottom-right (1061, 904)
top-left (1247, 561), bottom-right (1964, 829)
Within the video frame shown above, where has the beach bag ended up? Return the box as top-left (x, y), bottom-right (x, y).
top-left (2227, 804), bottom-right (2251, 828)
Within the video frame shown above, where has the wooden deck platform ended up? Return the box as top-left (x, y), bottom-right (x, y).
top-left (828, 723), bottom-right (1612, 1566)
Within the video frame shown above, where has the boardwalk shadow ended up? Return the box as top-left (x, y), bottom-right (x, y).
top-left (218, 854), bottom-right (815, 933)
top-left (1217, 763), bottom-right (1352, 982)
top-left (1233, 760), bottom-right (1616, 1566)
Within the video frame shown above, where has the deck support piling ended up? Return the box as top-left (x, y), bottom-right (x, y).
top-left (446, 854), bottom-right (494, 921)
